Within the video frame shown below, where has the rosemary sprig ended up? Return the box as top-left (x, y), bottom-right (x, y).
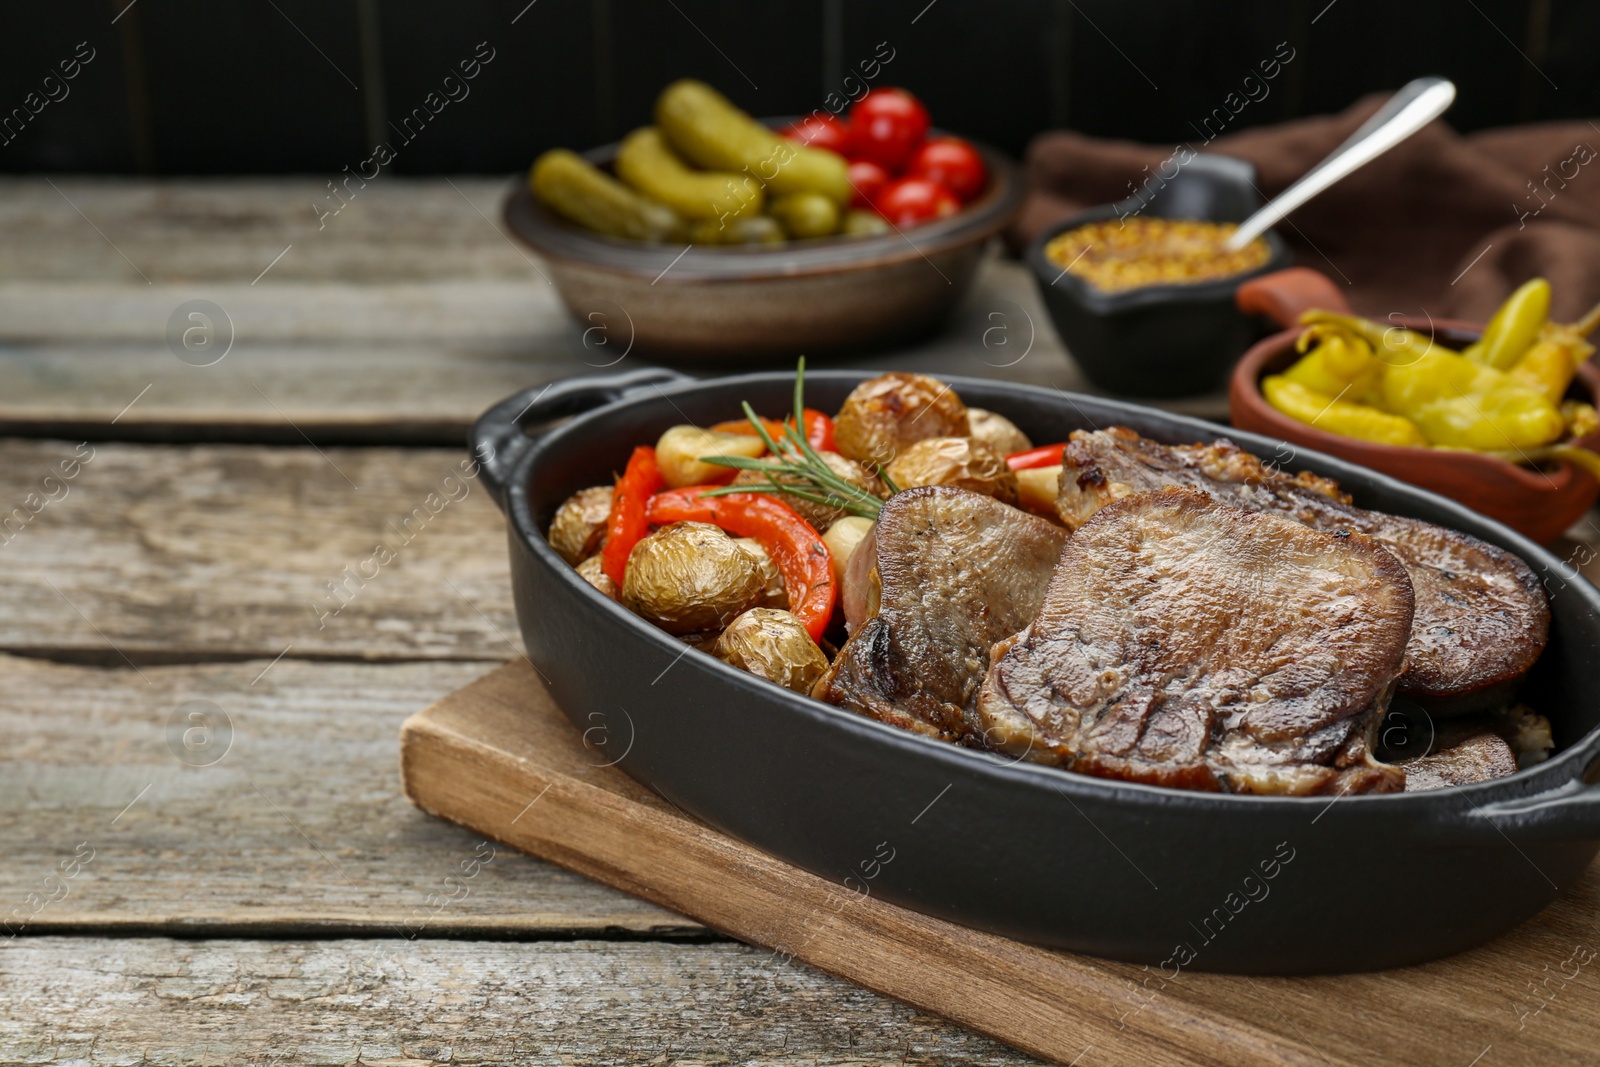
top-left (700, 357), bottom-right (891, 519)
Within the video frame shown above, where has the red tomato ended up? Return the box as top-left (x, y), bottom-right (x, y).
top-left (846, 159), bottom-right (891, 210)
top-left (848, 88), bottom-right (930, 172)
top-left (780, 114), bottom-right (851, 156)
top-left (875, 177), bottom-right (960, 227)
top-left (907, 136), bottom-right (987, 201)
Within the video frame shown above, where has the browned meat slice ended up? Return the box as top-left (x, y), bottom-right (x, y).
top-left (1399, 726), bottom-right (1519, 791)
top-left (1056, 427), bottom-right (1549, 703)
top-left (814, 486), bottom-right (1068, 742)
top-left (977, 489), bottom-right (1412, 795)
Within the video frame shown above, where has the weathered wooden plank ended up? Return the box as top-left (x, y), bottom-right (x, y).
top-left (0, 264), bottom-right (1230, 436)
top-left (403, 658), bottom-right (1600, 1067)
top-left (0, 937), bottom-right (1040, 1066)
top-left (0, 653), bottom-right (690, 935)
top-left (0, 440), bottom-right (517, 660)
top-left (0, 177), bottom-right (1232, 435)
top-left (0, 177), bottom-right (540, 284)
top-left (0, 339), bottom-right (571, 446)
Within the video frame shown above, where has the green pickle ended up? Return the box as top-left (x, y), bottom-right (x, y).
top-left (656, 80), bottom-right (851, 205)
top-left (687, 215), bottom-right (786, 245)
top-left (615, 127), bottom-right (763, 222)
top-left (530, 149), bottom-right (682, 241)
top-left (770, 193), bottom-right (841, 239)
top-left (841, 209), bottom-right (890, 238)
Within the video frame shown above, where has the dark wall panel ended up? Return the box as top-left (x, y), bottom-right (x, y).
top-left (137, 0), bottom-right (367, 174)
top-left (609, 0), bottom-right (824, 143)
top-left (1064, 0), bottom-right (1303, 147)
top-left (839, 0), bottom-right (1056, 158)
top-left (1297, 0), bottom-right (1532, 133)
top-left (378, 0), bottom-right (596, 175)
top-left (0, 1), bottom-right (138, 172)
top-left (1531, 0), bottom-right (1600, 124)
top-left (0, 0), bottom-right (1591, 175)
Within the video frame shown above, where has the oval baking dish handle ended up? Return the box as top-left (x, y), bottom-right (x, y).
top-left (471, 367), bottom-right (693, 511)
top-left (1461, 782), bottom-right (1600, 844)
top-left (1235, 267), bottom-right (1351, 328)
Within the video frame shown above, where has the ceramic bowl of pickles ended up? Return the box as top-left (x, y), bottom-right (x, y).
top-left (503, 80), bottom-right (1022, 364)
top-left (1230, 267), bottom-right (1600, 544)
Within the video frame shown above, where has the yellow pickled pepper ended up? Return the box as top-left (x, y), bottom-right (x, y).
top-left (1280, 322), bottom-right (1383, 402)
top-left (1464, 277), bottom-right (1551, 369)
top-left (1300, 310), bottom-right (1567, 451)
top-left (1507, 300), bottom-right (1600, 403)
top-left (1261, 375), bottom-right (1427, 446)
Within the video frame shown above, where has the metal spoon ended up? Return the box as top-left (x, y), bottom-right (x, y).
top-left (1223, 77), bottom-right (1456, 251)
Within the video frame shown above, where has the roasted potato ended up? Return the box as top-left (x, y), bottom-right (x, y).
top-left (965, 407), bottom-right (1032, 455)
top-left (1015, 465), bottom-right (1064, 523)
top-left (731, 450), bottom-right (885, 529)
top-left (622, 522), bottom-right (765, 634)
top-left (713, 608), bottom-right (830, 694)
top-left (734, 537), bottom-right (787, 610)
top-left (885, 437), bottom-right (1019, 504)
top-left (575, 554), bottom-right (620, 600)
top-left (822, 516), bottom-right (874, 587)
top-left (833, 372), bottom-right (969, 468)
top-left (655, 425), bottom-right (766, 489)
top-left (548, 485), bottom-right (614, 564)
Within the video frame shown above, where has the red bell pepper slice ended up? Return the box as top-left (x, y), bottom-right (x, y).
top-left (711, 408), bottom-right (835, 453)
top-left (647, 487), bottom-right (835, 642)
top-left (1006, 443), bottom-right (1068, 471)
top-left (600, 446), bottom-right (664, 587)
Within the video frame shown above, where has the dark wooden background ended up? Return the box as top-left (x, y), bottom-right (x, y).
top-left (1, 0), bottom-right (1592, 175)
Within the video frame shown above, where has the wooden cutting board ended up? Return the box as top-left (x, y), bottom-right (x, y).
top-left (400, 660), bottom-right (1600, 1067)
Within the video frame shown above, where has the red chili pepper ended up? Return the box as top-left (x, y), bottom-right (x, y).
top-left (712, 408), bottom-right (835, 453)
top-left (601, 446), bottom-right (664, 587)
top-left (1006, 443), bottom-right (1068, 471)
top-left (647, 487), bottom-right (836, 642)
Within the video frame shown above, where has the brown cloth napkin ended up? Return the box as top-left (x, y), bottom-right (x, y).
top-left (1011, 95), bottom-right (1600, 323)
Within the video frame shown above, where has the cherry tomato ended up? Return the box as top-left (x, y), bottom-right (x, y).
top-left (847, 88), bottom-right (930, 172)
top-left (710, 409), bottom-right (834, 453)
top-left (846, 159), bottom-right (891, 210)
top-left (907, 136), bottom-right (987, 202)
top-left (780, 114), bottom-right (851, 156)
top-left (875, 177), bottom-right (960, 227)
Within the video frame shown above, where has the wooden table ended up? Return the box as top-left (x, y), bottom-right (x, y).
top-left (2, 176), bottom-right (1596, 1065)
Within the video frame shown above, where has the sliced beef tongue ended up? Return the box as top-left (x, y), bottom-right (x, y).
top-left (1056, 427), bottom-right (1550, 703)
top-left (1395, 724), bottom-right (1519, 792)
top-left (977, 489), bottom-right (1413, 795)
top-left (814, 486), bottom-right (1069, 742)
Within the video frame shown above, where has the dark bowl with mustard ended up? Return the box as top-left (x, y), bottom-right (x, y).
top-left (1026, 154), bottom-right (1292, 398)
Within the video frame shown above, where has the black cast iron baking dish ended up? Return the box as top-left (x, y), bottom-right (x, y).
top-left (1026, 153), bottom-right (1293, 398)
top-left (473, 366), bottom-right (1600, 975)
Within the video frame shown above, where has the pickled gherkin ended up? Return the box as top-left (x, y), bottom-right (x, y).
top-left (530, 149), bottom-right (682, 241)
top-left (842, 209), bottom-right (891, 237)
top-left (615, 126), bottom-right (763, 222)
top-left (656, 79), bottom-right (851, 204)
top-left (686, 215), bottom-right (785, 245)
top-left (770, 193), bottom-right (840, 239)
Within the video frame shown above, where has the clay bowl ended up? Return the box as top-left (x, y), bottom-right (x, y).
top-left (1230, 267), bottom-right (1600, 544)
top-left (502, 126), bottom-right (1023, 365)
